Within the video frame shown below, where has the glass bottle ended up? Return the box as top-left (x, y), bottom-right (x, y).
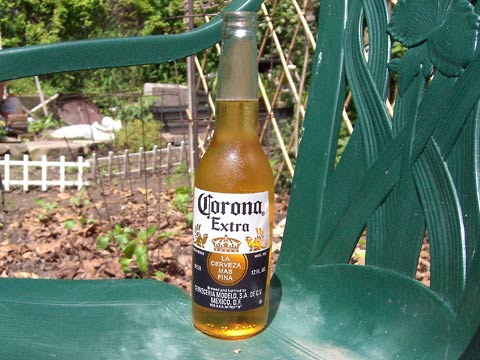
top-left (191, 11), bottom-right (274, 340)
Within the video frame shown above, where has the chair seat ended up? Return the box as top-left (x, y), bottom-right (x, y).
top-left (0, 265), bottom-right (461, 359)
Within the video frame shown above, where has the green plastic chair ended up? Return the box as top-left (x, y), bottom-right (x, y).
top-left (1, 0), bottom-right (479, 358)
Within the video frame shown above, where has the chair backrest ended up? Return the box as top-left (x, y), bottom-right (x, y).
top-left (280, 0), bottom-right (480, 348)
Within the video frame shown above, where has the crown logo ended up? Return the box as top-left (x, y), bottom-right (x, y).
top-left (212, 234), bottom-right (241, 253)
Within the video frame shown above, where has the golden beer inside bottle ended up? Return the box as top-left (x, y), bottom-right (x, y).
top-left (192, 100), bottom-right (274, 339)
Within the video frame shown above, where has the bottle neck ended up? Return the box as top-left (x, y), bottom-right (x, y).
top-left (214, 12), bottom-right (259, 141)
top-left (216, 11), bottom-right (258, 101)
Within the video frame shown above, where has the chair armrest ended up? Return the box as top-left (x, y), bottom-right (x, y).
top-left (0, 0), bottom-right (263, 82)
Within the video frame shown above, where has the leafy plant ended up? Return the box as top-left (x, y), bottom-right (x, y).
top-left (114, 118), bottom-right (162, 152)
top-left (185, 212), bottom-right (193, 228)
top-left (166, 163), bottom-right (190, 188)
top-left (157, 231), bottom-right (177, 241)
top-left (63, 215), bottom-right (96, 231)
top-left (391, 41), bottom-right (407, 59)
top-left (0, 116), bottom-right (6, 139)
top-left (172, 186), bottom-right (193, 227)
top-left (173, 186), bottom-right (191, 214)
top-left (1, 0), bottom-right (187, 95)
top-left (63, 218), bottom-right (78, 230)
top-left (153, 271), bottom-right (166, 281)
top-left (34, 198), bottom-right (59, 221)
top-left (69, 187), bottom-right (92, 208)
top-left (28, 114), bottom-right (63, 134)
top-left (268, 118), bottom-right (296, 192)
top-left (96, 224), bottom-right (157, 275)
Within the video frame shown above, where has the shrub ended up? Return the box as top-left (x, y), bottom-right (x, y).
top-left (114, 118), bottom-right (163, 152)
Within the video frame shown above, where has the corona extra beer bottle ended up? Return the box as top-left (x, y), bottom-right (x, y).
top-left (192, 11), bottom-right (274, 339)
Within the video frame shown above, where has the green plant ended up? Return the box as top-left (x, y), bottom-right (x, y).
top-left (172, 186), bottom-right (193, 227)
top-left (0, 115), bottom-right (6, 139)
top-left (34, 198), bottom-right (59, 221)
top-left (391, 41), bottom-right (408, 59)
top-left (268, 118), bottom-right (296, 192)
top-left (185, 212), bottom-right (193, 228)
top-left (114, 118), bottom-right (162, 152)
top-left (153, 271), bottom-right (166, 281)
top-left (69, 187), bottom-right (92, 208)
top-left (166, 162), bottom-right (190, 188)
top-left (28, 114), bottom-right (63, 134)
top-left (63, 218), bottom-right (78, 230)
top-left (63, 215), bottom-right (97, 231)
top-left (66, 166), bottom-right (79, 174)
top-left (96, 224), bottom-right (156, 275)
top-left (172, 186), bottom-right (190, 213)
top-left (157, 231), bottom-right (177, 241)
top-left (1, 0), bottom-right (186, 95)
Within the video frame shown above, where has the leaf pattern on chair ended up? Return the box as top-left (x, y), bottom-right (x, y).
top-left (389, 0), bottom-right (480, 90)
top-left (278, 0), bottom-right (480, 349)
top-left (387, 0), bottom-right (439, 47)
top-left (291, 0), bottom-right (480, 311)
top-left (427, 1), bottom-right (480, 75)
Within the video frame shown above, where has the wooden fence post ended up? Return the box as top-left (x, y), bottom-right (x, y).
top-left (123, 149), bottom-right (129, 177)
top-left (77, 156), bottom-right (84, 190)
top-left (23, 154), bottom-right (29, 192)
top-left (3, 154), bottom-right (10, 192)
top-left (60, 156), bottom-right (66, 192)
top-left (180, 141), bottom-right (186, 165)
top-left (41, 155), bottom-right (47, 191)
top-left (91, 152), bottom-right (97, 181)
top-left (166, 143), bottom-right (172, 174)
top-left (152, 145), bottom-right (158, 175)
top-left (108, 151), bottom-right (113, 181)
top-left (139, 147), bottom-right (144, 175)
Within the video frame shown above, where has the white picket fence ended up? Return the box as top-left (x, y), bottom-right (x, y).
top-left (1, 154), bottom-right (88, 192)
top-left (91, 142), bottom-right (188, 181)
top-left (0, 142), bottom-right (188, 192)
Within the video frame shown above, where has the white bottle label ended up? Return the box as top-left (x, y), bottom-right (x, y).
top-left (192, 188), bottom-right (270, 311)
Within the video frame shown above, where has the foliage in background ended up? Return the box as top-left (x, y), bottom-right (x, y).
top-left (96, 224), bottom-right (157, 275)
top-left (391, 41), bottom-right (408, 59)
top-left (166, 163), bottom-right (190, 188)
top-left (114, 118), bottom-right (162, 152)
top-left (0, 0), bottom-right (186, 95)
top-left (69, 187), bottom-right (92, 208)
top-left (34, 198), bottom-right (59, 222)
top-left (258, 0), bottom-right (319, 108)
top-left (28, 114), bottom-right (63, 134)
top-left (172, 186), bottom-right (193, 227)
top-left (268, 118), bottom-right (295, 191)
top-left (0, 0), bottom-right (253, 96)
top-left (336, 119), bottom-right (353, 164)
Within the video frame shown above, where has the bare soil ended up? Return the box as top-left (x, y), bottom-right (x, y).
top-left (0, 177), bottom-right (289, 294)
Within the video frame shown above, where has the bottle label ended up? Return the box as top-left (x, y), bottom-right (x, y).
top-left (192, 188), bottom-right (270, 312)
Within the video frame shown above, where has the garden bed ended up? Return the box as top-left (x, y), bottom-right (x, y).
top-left (0, 179), bottom-right (288, 294)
